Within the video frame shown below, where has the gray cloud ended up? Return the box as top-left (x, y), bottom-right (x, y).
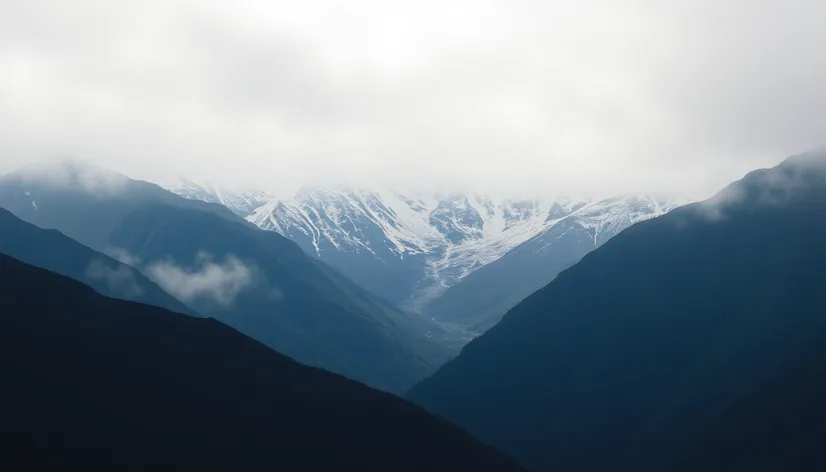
top-left (146, 252), bottom-right (258, 307)
top-left (85, 259), bottom-right (145, 298)
top-left (0, 0), bottom-right (824, 198)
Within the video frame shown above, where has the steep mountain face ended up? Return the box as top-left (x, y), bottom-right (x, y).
top-left (406, 152), bottom-right (826, 472)
top-left (168, 182), bottom-right (680, 330)
top-left (247, 186), bottom-right (435, 306)
top-left (159, 177), bottom-right (272, 218)
top-left (0, 208), bottom-right (193, 316)
top-left (0, 160), bottom-right (450, 393)
top-left (0, 254), bottom-right (525, 472)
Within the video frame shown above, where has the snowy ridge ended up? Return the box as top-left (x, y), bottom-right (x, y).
top-left (248, 186), bottom-right (444, 257)
top-left (249, 186), bottom-right (560, 279)
top-left (537, 195), bottom-right (677, 251)
top-left (159, 177), bottom-right (272, 218)
top-left (245, 185), bottom-right (684, 310)
top-left (164, 179), bottom-right (687, 311)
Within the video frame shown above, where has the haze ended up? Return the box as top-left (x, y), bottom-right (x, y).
top-left (1, 0), bottom-right (824, 198)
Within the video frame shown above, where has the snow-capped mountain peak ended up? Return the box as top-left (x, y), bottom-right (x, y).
top-left (163, 179), bottom-right (688, 314)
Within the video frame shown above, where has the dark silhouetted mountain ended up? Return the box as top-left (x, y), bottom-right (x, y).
top-left (0, 208), bottom-right (193, 316)
top-left (0, 160), bottom-right (451, 393)
top-left (673, 329), bottom-right (826, 472)
top-left (0, 254), bottom-right (525, 472)
top-left (407, 151), bottom-right (826, 472)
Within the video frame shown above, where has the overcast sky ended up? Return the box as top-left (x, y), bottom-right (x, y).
top-left (1, 0), bottom-right (824, 198)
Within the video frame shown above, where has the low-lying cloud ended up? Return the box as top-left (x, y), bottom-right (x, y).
top-left (146, 252), bottom-right (258, 307)
top-left (85, 259), bottom-right (145, 298)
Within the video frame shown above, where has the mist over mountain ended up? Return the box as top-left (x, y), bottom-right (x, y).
top-left (407, 151), bottom-right (826, 471)
top-left (0, 253), bottom-right (525, 472)
top-left (0, 159), bottom-right (245, 250)
top-left (0, 160), bottom-right (451, 393)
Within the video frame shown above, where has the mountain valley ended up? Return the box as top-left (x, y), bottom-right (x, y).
top-left (406, 151), bottom-right (826, 471)
top-left (3, 152), bottom-right (826, 471)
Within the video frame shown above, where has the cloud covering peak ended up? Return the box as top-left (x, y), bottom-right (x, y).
top-left (0, 0), bottom-right (824, 196)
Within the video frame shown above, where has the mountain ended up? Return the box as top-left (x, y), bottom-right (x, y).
top-left (106, 203), bottom-right (451, 392)
top-left (166, 182), bottom-right (681, 332)
top-left (426, 195), bottom-right (682, 331)
top-left (248, 188), bottom-right (680, 317)
top-left (0, 208), bottom-right (193, 316)
top-left (0, 160), bottom-right (451, 393)
top-left (406, 151), bottom-right (826, 472)
top-left (0, 253), bottom-right (525, 472)
top-left (158, 177), bottom-right (272, 217)
top-left (248, 185), bottom-right (435, 306)
top-left (673, 328), bottom-right (826, 472)
top-left (0, 159), bottom-right (245, 250)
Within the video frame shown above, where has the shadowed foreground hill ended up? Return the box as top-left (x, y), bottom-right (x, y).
top-left (0, 254), bottom-right (524, 472)
top-left (407, 151), bottom-right (826, 472)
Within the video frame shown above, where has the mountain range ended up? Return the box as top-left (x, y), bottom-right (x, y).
top-left (161, 178), bottom-right (686, 333)
top-left (3, 151), bottom-right (826, 471)
top-left (406, 151), bottom-right (826, 471)
top-left (0, 160), bottom-right (451, 393)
